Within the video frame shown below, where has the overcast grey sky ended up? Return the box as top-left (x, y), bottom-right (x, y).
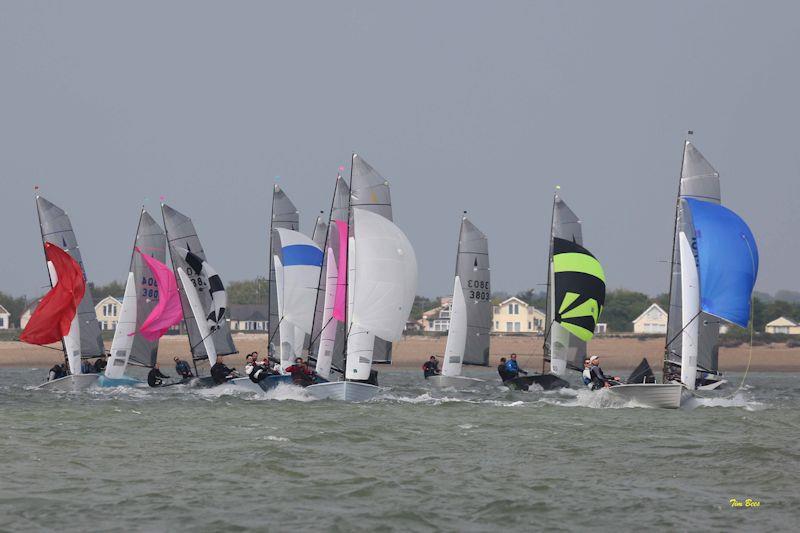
top-left (1, 1), bottom-right (798, 300)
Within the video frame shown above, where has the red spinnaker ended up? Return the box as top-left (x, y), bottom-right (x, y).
top-left (20, 242), bottom-right (85, 345)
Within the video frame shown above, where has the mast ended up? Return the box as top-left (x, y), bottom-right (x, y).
top-left (309, 178), bottom-right (340, 358)
top-left (35, 193), bottom-right (69, 370)
top-left (541, 190), bottom-right (557, 373)
top-left (662, 133), bottom-right (689, 379)
top-left (266, 185), bottom-right (277, 356)
top-left (343, 154), bottom-right (355, 378)
top-left (161, 203), bottom-right (198, 376)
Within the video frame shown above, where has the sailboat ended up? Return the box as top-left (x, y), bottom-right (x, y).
top-left (162, 204), bottom-right (238, 385)
top-left (662, 140), bottom-right (727, 389)
top-left (427, 215), bottom-right (490, 388)
top-left (266, 185), bottom-right (300, 362)
top-left (98, 208), bottom-right (180, 387)
top-left (308, 176), bottom-right (350, 382)
top-left (306, 154), bottom-right (417, 401)
top-left (26, 196), bottom-right (105, 390)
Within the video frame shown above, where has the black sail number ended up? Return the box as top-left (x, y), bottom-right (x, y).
top-left (466, 279), bottom-right (490, 301)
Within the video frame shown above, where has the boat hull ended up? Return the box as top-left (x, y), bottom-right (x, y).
top-left (606, 383), bottom-right (682, 409)
top-left (228, 375), bottom-right (294, 392)
top-left (36, 374), bottom-right (100, 391)
top-left (96, 375), bottom-right (143, 388)
top-left (305, 381), bottom-right (380, 402)
top-left (503, 374), bottom-right (569, 391)
top-left (426, 375), bottom-right (485, 388)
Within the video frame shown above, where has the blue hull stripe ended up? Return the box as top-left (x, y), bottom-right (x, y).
top-left (282, 244), bottom-right (323, 266)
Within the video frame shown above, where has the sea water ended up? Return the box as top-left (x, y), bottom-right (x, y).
top-left (0, 368), bottom-right (797, 532)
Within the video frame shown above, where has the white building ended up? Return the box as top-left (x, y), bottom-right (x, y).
top-left (95, 296), bottom-right (122, 331)
top-left (765, 317), bottom-right (800, 335)
top-left (491, 297), bottom-right (546, 334)
top-left (632, 303), bottom-right (668, 334)
top-left (418, 297), bottom-right (453, 332)
top-left (0, 304), bottom-right (10, 329)
top-left (228, 304), bottom-right (268, 332)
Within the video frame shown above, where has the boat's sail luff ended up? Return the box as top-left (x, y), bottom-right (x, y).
top-left (267, 186), bottom-right (300, 358)
top-left (162, 204), bottom-right (236, 360)
top-left (665, 142), bottom-right (721, 375)
top-left (128, 210), bottom-right (165, 367)
top-left (36, 196), bottom-right (105, 358)
top-left (306, 215), bottom-right (328, 355)
top-left (456, 218), bottom-right (491, 366)
top-left (350, 155), bottom-right (393, 364)
top-left (544, 196), bottom-right (587, 372)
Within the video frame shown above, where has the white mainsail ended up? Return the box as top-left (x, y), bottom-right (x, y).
top-left (679, 232), bottom-right (700, 390)
top-left (441, 275), bottom-right (467, 377)
top-left (105, 273), bottom-right (138, 379)
top-left (345, 208), bottom-right (417, 381)
top-left (178, 267), bottom-right (218, 367)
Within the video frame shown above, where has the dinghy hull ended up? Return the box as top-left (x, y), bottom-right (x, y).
top-left (503, 374), bottom-right (569, 391)
top-left (96, 375), bottom-right (143, 388)
top-left (606, 383), bottom-right (682, 409)
top-left (427, 375), bottom-right (485, 388)
top-left (36, 374), bottom-right (100, 391)
top-left (305, 381), bottom-right (380, 402)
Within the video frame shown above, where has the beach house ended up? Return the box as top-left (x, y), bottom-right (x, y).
top-left (418, 297), bottom-right (453, 332)
top-left (0, 304), bottom-right (10, 329)
top-left (765, 317), bottom-right (800, 335)
top-left (95, 296), bottom-right (122, 330)
top-left (632, 303), bottom-right (668, 334)
top-left (491, 297), bottom-right (545, 334)
top-left (228, 304), bottom-right (268, 332)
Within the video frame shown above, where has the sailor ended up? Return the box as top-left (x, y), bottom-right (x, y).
top-left (505, 353), bottom-right (528, 379)
top-left (93, 355), bottom-right (108, 373)
top-left (147, 363), bottom-right (170, 387)
top-left (244, 354), bottom-right (270, 383)
top-left (422, 356), bottom-right (440, 378)
top-left (48, 363), bottom-right (66, 381)
top-left (589, 355), bottom-right (620, 390)
top-left (582, 359), bottom-right (592, 388)
top-left (174, 356), bottom-right (194, 379)
top-left (284, 357), bottom-right (316, 387)
top-left (210, 356), bottom-right (238, 385)
top-left (81, 359), bottom-right (94, 374)
top-left (497, 357), bottom-right (511, 381)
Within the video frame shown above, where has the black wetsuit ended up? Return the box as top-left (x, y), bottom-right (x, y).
top-left (93, 359), bottom-right (107, 373)
top-left (175, 360), bottom-right (193, 379)
top-left (422, 361), bottom-right (440, 378)
top-left (497, 363), bottom-right (511, 382)
top-left (147, 368), bottom-right (170, 387)
top-left (210, 362), bottom-right (234, 385)
top-left (590, 365), bottom-right (611, 390)
top-left (49, 364), bottom-right (66, 381)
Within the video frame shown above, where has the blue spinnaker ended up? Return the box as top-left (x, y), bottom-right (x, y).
top-left (685, 198), bottom-right (759, 328)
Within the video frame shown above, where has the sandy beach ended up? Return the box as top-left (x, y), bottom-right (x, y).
top-left (2, 334), bottom-right (798, 372)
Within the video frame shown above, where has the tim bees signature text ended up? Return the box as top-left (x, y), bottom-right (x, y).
top-left (729, 498), bottom-right (761, 508)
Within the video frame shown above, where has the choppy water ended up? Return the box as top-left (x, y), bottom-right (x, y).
top-left (1, 368), bottom-right (798, 532)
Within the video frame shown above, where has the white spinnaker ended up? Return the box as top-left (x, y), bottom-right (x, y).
top-left (315, 248), bottom-right (338, 379)
top-left (442, 276), bottom-right (467, 377)
top-left (178, 267), bottom-right (217, 367)
top-left (679, 232), bottom-right (700, 390)
top-left (273, 229), bottom-right (321, 334)
top-left (346, 209), bottom-right (418, 380)
top-left (47, 261), bottom-right (82, 375)
top-left (548, 260), bottom-right (568, 376)
top-left (105, 273), bottom-right (137, 379)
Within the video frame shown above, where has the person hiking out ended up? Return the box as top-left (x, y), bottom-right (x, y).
top-left (284, 357), bottom-right (316, 387)
top-left (589, 355), bottom-right (620, 390)
top-left (582, 359), bottom-right (593, 388)
top-left (505, 353), bottom-right (528, 379)
top-left (497, 357), bottom-right (511, 381)
top-left (422, 356), bottom-right (440, 378)
top-left (174, 357), bottom-right (193, 379)
top-left (210, 356), bottom-right (238, 385)
top-left (147, 363), bottom-right (170, 387)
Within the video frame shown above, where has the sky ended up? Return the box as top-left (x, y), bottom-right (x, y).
top-left (1, 1), bottom-right (798, 300)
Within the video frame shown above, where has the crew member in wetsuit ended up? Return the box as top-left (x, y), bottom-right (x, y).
top-left (422, 356), bottom-right (440, 378)
top-left (93, 355), bottom-right (108, 373)
top-left (497, 357), bottom-right (511, 381)
top-left (589, 355), bottom-right (620, 390)
top-left (174, 356), bottom-right (193, 379)
top-left (284, 357), bottom-right (316, 387)
top-left (48, 363), bottom-right (66, 381)
top-left (147, 363), bottom-right (170, 387)
top-left (582, 358), bottom-right (592, 388)
top-left (505, 353), bottom-right (528, 379)
top-left (245, 354), bottom-right (274, 383)
top-left (210, 356), bottom-right (238, 384)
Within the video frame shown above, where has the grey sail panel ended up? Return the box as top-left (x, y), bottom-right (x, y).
top-left (268, 185), bottom-right (300, 357)
top-left (544, 195), bottom-right (587, 370)
top-left (162, 204), bottom-right (236, 359)
top-left (665, 142), bottom-right (721, 373)
top-left (36, 196), bottom-right (105, 357)
top-left (128, 210), bottom-right (165, 367)
top-left (349, 154), bottom-right (393, 363)
top-left (456, 218), bottom-right (491, 366)
top-left (310, 177), bottom-right (350, 368)
top-left (305, 215), bottom-right (328, 355)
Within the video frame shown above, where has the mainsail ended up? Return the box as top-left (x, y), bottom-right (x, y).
top-left (267, 185), bottom-right (300, 359)
top-left (162, 204), bottom-right (236, 366)
top-left (350, 154), bottom-right (394, 364)
top-left (664, 141), bottom-right (722, 379)
top-left (442, 217), bottom-right (491, 377)
top-left (35, 196), bottom-right (105, 360)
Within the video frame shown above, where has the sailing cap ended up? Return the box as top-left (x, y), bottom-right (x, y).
top-left (590, 355), bottom-right (599, 362)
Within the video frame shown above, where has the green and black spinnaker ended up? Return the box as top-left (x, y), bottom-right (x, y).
top-left (552, 237), bottom-right (606, 342)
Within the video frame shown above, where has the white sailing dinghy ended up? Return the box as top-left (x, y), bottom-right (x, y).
top-left (427, 215), bottom-right (490, 388)
top-left (31, 196), bottom-right (105, 391)
top-left (99, 209), bottom-right (168, 387)
top-left (162, 204), bottom-right (238, 386)
top-left (306, 154), bottom-right (418, 401)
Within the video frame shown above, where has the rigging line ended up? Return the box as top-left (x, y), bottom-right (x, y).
top-left (664, 310), bottom-right (703, 349)
top-left (728, 236), bottom-right (758, 397)
top-left (308, 316), bottom-right (336, 347)
top-left (268, 316), bottom-right (284, 341)
top-left (188, 325), bottom-right (220, 354)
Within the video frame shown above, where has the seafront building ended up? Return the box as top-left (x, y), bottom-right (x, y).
top-left (95, 295), bottom-right (123, 330)
top-left (631, 303), bottom-right (668, 334)
top-left (491, 297), bottom-right (545, 334)
top-left (765, 317), bottom-right (800, 335)
top-left (0, 304), bottom-right (10, 329)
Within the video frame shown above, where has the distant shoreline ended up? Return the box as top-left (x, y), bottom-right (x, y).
top-left (1, 334), bottom-right (799, 372)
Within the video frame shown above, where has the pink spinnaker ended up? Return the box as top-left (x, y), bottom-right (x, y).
top-left (134, 248), bottom-right (183, 341)
top-left (332, 220), bottom-right (348, 322)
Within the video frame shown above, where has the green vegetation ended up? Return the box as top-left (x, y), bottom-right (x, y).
top-left (226, 277), bottom-right (269, 305)
top-left (410, 296), bottom-right (439, 320)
